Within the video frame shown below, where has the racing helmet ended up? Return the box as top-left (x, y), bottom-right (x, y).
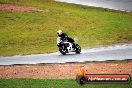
top-left (57, 30), bottom-right (62, 35)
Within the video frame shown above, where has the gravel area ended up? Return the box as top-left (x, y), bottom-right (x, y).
top-left (0, 61), bottom-right (132, 79)
top-left (0, 4), bottom-right (41, 12)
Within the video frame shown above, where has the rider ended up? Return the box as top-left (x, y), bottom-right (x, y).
top-left (57, 30), bottom-right (75, 48)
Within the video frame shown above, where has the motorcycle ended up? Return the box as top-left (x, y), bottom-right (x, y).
top-left (57, 38), bottom-right (81, 55)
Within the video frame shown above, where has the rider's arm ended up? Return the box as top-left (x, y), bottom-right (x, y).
top-left (57, 37), bottom-right (61, 45)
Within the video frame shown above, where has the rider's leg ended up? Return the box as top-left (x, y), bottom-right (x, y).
top-left (72, 42), bottom-right (76, 48)
top-left (67, 37), bottom-right (76, 48)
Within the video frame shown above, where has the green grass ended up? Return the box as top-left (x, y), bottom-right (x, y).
top-left (0, 78), bottom-right (131, 88)
top-left (0, 0), bottom-right (132, 56)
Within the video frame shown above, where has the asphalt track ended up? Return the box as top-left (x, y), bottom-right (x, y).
top-left (55, 0), bottom-right (132, 12)
top-left (0, 44), bottom-right (132, 65)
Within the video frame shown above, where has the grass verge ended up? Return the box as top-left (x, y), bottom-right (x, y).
top-left (0, 0), bottom-right (132, 56)
top-left (0, 78), bottom-right (131, 88)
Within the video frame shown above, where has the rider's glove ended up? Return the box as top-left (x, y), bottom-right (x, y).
top-left (57, 43), bottom-right (60, 46)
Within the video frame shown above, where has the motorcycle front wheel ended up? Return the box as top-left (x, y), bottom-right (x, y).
top-left (59, 46), bottom-right (67, 55)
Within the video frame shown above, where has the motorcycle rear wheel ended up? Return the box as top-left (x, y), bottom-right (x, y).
top-left (75, 44), bottom-right (81, 54)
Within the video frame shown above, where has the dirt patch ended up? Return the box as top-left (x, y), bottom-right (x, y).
top-left (0, 61), bottom-right (132, 79)
top-left (0, 4), bottom-right (41, 12)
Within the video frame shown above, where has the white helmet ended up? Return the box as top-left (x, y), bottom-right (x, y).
top-left (57, 30), bottom-right (62, 35)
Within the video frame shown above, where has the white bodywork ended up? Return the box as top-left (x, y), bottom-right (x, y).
top-left (57, 37), bottom-right (75, 52)
top-left (63, 42), bottom-right (74, 52)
